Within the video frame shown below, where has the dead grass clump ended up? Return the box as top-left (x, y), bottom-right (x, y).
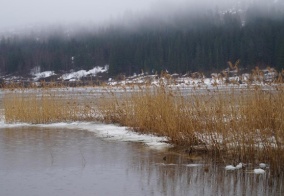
top-left (3, 83), bottom-right (284, 172)
top-left (3, 89), bottom-right (96, 124)
top-left (98, 84), bottom-right (284, 172)
top-left (98, 85), bottom-right (202, 145)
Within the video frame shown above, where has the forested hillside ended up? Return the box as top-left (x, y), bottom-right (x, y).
top-left (0, 3), bottom-right (284, 76)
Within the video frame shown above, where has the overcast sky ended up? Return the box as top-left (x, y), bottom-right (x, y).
top-left (0, 0), bottom-right (182, 30)
top-left (0, 0), bottom-right (278, 31)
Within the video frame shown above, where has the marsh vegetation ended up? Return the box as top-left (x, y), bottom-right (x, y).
top-left (2, 82), bottom-right (284, 173)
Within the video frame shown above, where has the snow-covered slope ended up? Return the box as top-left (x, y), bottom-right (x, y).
top-left (29, 65), bottom-right (109, 82)
top-left (60, 65), bottom-right (108, 81)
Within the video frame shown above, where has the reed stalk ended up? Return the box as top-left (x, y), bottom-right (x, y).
top-left (3, 84), bottom-right (284, 172)
top-left (98, 84), bottom-right (284, 172)
top-left (3, 89), bottom-right (96, 123)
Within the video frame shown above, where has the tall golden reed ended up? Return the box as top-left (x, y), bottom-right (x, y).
top-left (3, 89), bottom-right (96, 124)
top-left (2, 84), bottom-right (284, 172)
top-left (98, 84), bottom-right (284, 171)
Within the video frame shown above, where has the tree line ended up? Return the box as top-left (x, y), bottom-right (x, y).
top-left (0, 6), bottom-right (284, 77)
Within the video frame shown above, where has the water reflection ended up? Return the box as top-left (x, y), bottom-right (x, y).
top-left (0, 126), bottom-right (283, 196)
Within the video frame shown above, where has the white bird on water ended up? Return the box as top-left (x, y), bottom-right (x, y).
top-left (235, 163), bottom-right (243, 169)
top-left (254, 168), bottom-right (265, 174)
top-left (225, 163), bottom-right (243, 170)
top-left (225, 165), bottom-right (236, 170)
top-left (259, 163), bottom-right (267, 169)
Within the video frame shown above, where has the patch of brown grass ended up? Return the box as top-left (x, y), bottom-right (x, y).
top-left (3, 84), bottom-right (284, 172)
top-left (98, 84), bottom-right (284, 171)
top-left (3, 89), bottom-right (96, 124)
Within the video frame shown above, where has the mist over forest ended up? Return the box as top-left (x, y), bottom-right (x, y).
top-left (0, 0), bottom-right (284, 77)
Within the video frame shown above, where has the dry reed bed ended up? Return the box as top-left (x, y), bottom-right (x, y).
top-left (98, 84), bottom-right (284, 171)
top-left (3, 89), bottom-right (98, 124)
top-left (2, 84), bottom-right (284, 172)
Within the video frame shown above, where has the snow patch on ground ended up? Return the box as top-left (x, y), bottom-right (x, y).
top-left (30, 65), bottom-right (108, 82)
top-left (33, 71), bottom-right (56, 81)
top-left (60, 65), bottom-right (108, 81)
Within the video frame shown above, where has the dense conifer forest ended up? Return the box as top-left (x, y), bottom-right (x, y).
top-left (0, 3), bottom-right (284, 76)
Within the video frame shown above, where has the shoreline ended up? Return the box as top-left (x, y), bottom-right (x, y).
top-left (1, 83), bottom-right (284, 173)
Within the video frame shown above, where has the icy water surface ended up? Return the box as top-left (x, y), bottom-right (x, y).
top-left (0, 125), bottom-right (283, 196)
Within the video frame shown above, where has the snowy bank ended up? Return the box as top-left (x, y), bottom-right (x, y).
top-left (60, 65), bottom-right (108, 81)
top-left (0, 121), bottom-right (171, 150)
